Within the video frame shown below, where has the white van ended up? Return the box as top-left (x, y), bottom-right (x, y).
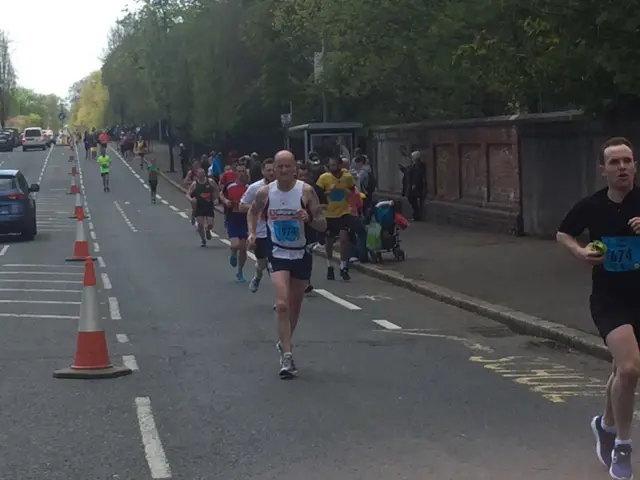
top-left (22, 127), bottom-right (47, 152)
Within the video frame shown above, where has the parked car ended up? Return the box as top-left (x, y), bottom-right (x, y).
top-left (1, 128), bottom-right (20, 148)
top-left (0, 132), bottom-right (12, 152)
top-left (21, 127), bottom-right (47, 151)
top-left (0, 169), bottom-right (39, 240)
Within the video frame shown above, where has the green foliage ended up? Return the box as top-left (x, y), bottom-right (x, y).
top-left (0, 30), bottom-right (17, 128)
top-left (69, 72), bottom-right (109, 131)
top-left (9, 88), bottom-right (64, 129)
top-left (92, 0), bottom-right (640, 147)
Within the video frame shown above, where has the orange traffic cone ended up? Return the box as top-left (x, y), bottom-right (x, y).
top-left (68, 192), bottom-right (86, 220)
top-left (66, 218), bottom-right (96, 262)
top-left (67, 166), bottom-right (80, 195)
top-left (53, 257), bottom-right (132, 379)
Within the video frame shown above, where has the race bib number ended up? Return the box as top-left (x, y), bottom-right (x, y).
top-left (329, 188), bottom-right (345, 201)
top-left (273, 219), bottom-right (300, 243)
top-left (602, 236), bottom-right (640, 272)
top-left (200, 192), bottom-right (211, 201)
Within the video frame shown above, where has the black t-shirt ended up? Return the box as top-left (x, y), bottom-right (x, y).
top-left (558, 186), bottom-right (640, 294)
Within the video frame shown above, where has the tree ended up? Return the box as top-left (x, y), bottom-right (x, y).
top-left (69, 72), bottom-right (109, 131)
top-left (0, 30), bottom-right (16, 128)
top-left (89, 0), bottom-right (640, 156)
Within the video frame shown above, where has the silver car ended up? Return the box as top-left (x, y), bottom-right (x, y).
top-left (22, 127), bottom-right (47, 151)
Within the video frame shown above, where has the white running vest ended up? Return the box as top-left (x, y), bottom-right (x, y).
top-left (266, 180), bottom-right (306, 260)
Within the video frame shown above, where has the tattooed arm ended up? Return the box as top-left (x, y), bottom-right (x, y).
top-left (303, 184), bottom-right (327, 232)
top-left (248, 185), bottom-right (269, 237)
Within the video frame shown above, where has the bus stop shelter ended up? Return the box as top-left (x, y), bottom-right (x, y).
top-left (286, 122), bottom-right (363, 163)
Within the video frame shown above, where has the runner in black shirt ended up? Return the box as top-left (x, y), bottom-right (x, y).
top-left (557, 136), bottom-right (640, 480)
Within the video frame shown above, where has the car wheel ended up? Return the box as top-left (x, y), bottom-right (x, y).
top-left (21, 228), bottom-right (35, 241)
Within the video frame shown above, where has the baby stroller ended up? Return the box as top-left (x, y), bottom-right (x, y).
top-left (365, 200), bottom-right (407, 263)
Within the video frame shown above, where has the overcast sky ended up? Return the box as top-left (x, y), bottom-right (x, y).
top-left (0, 0), bottom-right (131, 98)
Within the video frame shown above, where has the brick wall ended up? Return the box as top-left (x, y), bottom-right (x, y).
top-left (371, 118), bottom-right (521, 234)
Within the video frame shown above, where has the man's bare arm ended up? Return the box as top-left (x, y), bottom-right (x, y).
top-left (186, 181), bottom-right (196, 200)
top-left (208, 178), bottom-right (220, 200)
top-left (248, 185), bottom-right (269, 236)
top-left (303, 184), bottom-right (327, 232)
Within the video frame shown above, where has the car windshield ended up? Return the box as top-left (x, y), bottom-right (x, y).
top-left (24, 130), bottom-right (41, 138)
top-left (0, 176), bottom-right (17, 190)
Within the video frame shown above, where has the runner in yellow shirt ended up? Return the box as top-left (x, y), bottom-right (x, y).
top-left (97, 146), bottom-right (111, 192)
top-left (316, 156), bottom-right (356, 281)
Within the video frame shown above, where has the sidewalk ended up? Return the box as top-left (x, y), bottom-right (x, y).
top-left (148, 145), bottom-right (606, 359)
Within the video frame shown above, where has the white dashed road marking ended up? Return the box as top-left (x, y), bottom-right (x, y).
top-left (108, 297), bottom-right (121, 320)
top-left (101, 273), bottom-right (112, 290)
top-left (135, 397), bottom-right (172, 479)
top-left (114, 200), bottom-right (138, 232)
top-left (123, 355), bottom-right (139, 371)
top-left (372, 319), bottom-right (402, 330)
top-left (314, 289), bottom-right (362, 311)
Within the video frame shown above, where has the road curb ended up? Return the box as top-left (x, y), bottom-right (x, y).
top-left (158, 169), bottom-right (187, 193)
top-left (157, 167), bottom-right (610, 362)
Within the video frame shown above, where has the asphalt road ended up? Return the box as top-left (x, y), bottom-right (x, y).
top-left (0, 143), bottom-right (628, 479)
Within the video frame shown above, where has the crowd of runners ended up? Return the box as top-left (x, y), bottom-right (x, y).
top-left (177, 149), bottom-right (379, 379)
top-left (66, 130), bottom-right (640, 479)
top-left (181, 136), bottom-right (640, 479)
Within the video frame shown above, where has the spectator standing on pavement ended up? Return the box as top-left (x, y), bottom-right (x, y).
top-left (179, 143), bottom-right (190, 179)
top-left (208, 151), bottom-right (222, 183)
top-left (352, 154), bottom-right (375, 216)
top-left (557, 136), bottom-right (640, 480)
top-left (400, 150), bottom-right (425, 221)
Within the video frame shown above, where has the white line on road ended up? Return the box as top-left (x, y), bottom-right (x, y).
top-left (314, 289), bottom-right (362, 310)
top-left (88, 221), bottom-right (94, 230)
top-left (0, 271), bottom-right (81, 275)
top-left (108, 297), bottom-right (121, 320)
top-left (135, 396), bottom-right (172, 479)
top-left (161, 199), bottom-right (169, 205)
top-left (156, 195), bottom-right (163, 200)
top-left (36, 145), bottom-right (54, 188)
top-left (101, 273), bottom-right (112, 290)
top-left (94, 242), bottom-right (101, 252)
top-left (0, 279), bottom-right (83, 284)
top-left (0, 245), bottom-right (9, 256)
top-left (1, 264), bottom-right (82, 268)
top-left (178, 211), bottom-right (188, 218)
top-left (0, 288), bottom-right (80, 293)
top-left (0, 313), bottom-right (78, 319)
top-left (97, 256), bottom-right (106, 268)
top-left (90, 231), bottom-right (97, 240)
top-left (0, 299), bottom-right (80, 304)
top-left (169, 205), bottom-right (179, 212)
top-left (116, 333), bottom-right (129, 343)
top-left (247, 251), bottom-right (256, 261)
top-left (219, 238), bottom-right (231, 246)
top-left (372, 319), bottom-right (402, 330)
top-left (114, 200), bottom-right (138, 232)
top-left (123, 355), bottom-right (139, 370)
